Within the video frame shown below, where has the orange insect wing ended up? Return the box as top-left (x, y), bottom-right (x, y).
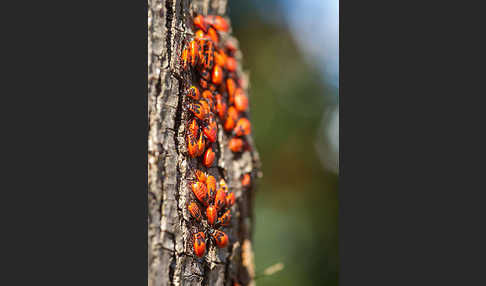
top-left (206, 205), bottom-right (217, 225)
top-left (206, 175), bottom-right (217, 199)
top-left (234, 89), bottom-right (248, 112)
top-left (188, 202), bottom-right (202, 221)
top-left (226, 79), bottom-right (236, 104)
top-left (212, 65), bottom-right (223, 85)
top-left (212, 230), bottom-right (229, 248)
top-left (214, 188), bottom-right (226, 211)
top-left (203, 147), bottom-right (215, 167)
top-left (193, 232), bottom-right (206, 257)
top-left (192, 181), bottom-right (209, 206)
top-left (234, 118), bottom-right (251, 136)
top-left (228, 137), bottom-right (243, 152)
top-left (218, 209), bottom-right (231, 226)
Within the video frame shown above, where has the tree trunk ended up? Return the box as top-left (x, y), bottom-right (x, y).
top-left (148, 1), bottom-right (261, 285)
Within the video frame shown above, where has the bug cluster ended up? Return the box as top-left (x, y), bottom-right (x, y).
top-left (180, 14), bottom-right (252, 259)
top-left (189, 170), bottom-right (235, 257)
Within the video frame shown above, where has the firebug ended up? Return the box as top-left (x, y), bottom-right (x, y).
top-left (214, 50), bottom-right (227, 67)
top-left (203, 147), bottom-right (215, 168)
top-left (206, 175), bottom-right (217, 200)
top-left (224, 106), bottom-right (238, 131)
top-left (225, 56), bottom-right (237, 72)
top-left (193, 232), bottom-right (206, 257)
top-left (196, 131), bottom-right (206, 157)
top-left (188, 118), bottom-right (199, 137)
top-left (214, 187), bottom-right (226, 211)
top-left (207, 27), bottom-right (219, 44)
top-left (228, 137), bottom-right (244, 152)
top-left (234, 117), bottom-right (251, 136)
top-left (212, 65), bottom-right (223, 85)
top-left (234, 89), bottom-right (248, 112)
top-left (187, 133), bottom-right (199, 158)
top-left (203, 116), bottom-right (217, 143)
top-left (193, 15), bottom-right (208, 32)
top-left (189, 40), bottom-right (199, 67)
top-left (188, 100), bottom-right (210, 121)
top-left (205, 15), bottom-right (229, 32)
top-left (218, 209), bottom-right (231, 226)
top-left (215, 93), bottom-right (227, 120)
top-left (226, 78), bottom-right (236, 104)
top-left (195, 169), bottom-right (207, 183)
top-left (206, 205), bottom-right (217, 225)
top-left (188, 201), bottom-right (202, 221)
top-left (224, 116), bottom-right (235, 132)
top-left (212, 230), bottom-right (229, 248)
top-left (241, 173), bottom-right (251, 188)
top-left (186, 85), bottom-right (200, 100)
top-left (199, 40), bottom-right (214, 70)
top-left (191, 181), bottom-right (209, 206)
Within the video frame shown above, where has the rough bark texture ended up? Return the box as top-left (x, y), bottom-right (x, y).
top-left (148, 1), bottom-right (261, 285)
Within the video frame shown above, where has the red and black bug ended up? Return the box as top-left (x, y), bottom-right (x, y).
top-left (215, 93), bottom-right (227, 121)
top-left (188, 201), bottom-right (202, 221)
top-left (188, 100), bottom-right (211, 121)
top-left (234, 118), bottom-right (251, 137)
top-left (193, 232), bottom-right (206, 257)
top-left (205, 15), bottom-right (229, 32)
top-left (207, 27), bottom-right (219, 44)
top-left (203, 116), bottom-right (217, 143)
top-left (196, 131), bottom-right (206, 157)
top-left (226, 78), bottom-right (236, 104)
top-left (228, 137), bottom-right (244, 152)
top-left (187, 133), bottom-right (199, 158)
top-left (214, 50), bottom-right (226, 67)
top-left (195, 170), bottom-right (207, 184)
top-left (214, 187), bottom-right (226, 211)
top-left (206, 205), bottom-right (217, 225)
top-left (186, 85), bottom-right (200, 100)
top-left (188, 118), bottom-right (199, 137)
top-left (206, 175), bottom-right (217, 200)
top-left (218, 209), bottom-right (231, 226)
top-left (203, 147), bottom-right (215, 168)
top-left (225, 56), bottom-right (237, 72)
top-left (193, 15), bottom-right (208, 32)
top-left (201, 90), bottom-right (215, 112)
top-left (234, 89), bottom-right (248, 112)
top-left (191, 181), bottom-right (209, 206)
top-left (241, 173), bottom-right (251, 188)
top-left (224, 106), bottom-right (238, 131)
top-left (211, 230), bottom-right (229, 248)
top-left (212, 65), bottom-right (223, 85)
top-left (189, 40), bottom-right (199, 67)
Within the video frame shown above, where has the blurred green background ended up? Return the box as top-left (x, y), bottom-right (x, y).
top-left (228, 1), bottom-right (339, 285)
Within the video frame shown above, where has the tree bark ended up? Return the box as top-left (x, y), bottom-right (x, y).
top-left (148, 1), bottom-right (261, 285)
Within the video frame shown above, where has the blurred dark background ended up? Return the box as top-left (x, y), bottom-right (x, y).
top-left (228, 0), bottom-right (339, 285)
